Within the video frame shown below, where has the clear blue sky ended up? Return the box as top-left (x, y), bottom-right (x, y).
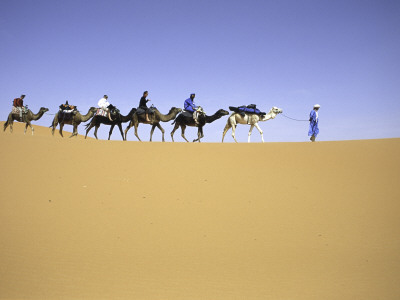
top-left (1, 0), bottom-right (399, 142)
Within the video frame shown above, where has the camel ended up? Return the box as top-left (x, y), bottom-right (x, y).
top-left (222, 106), bottom-right (283, 143)
top-left (124, 107), bottom-right (182, 142)
top-left (3, 107), bottom-right (49, 135)
top-left (171, 109), bottom-right (229, 142)
top-left (50, 107), bottom-right (97, 138)
top-left (85, 108), bottom-right (136, 140)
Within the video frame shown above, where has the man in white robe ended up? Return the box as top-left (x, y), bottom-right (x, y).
top-left (98, 95), bottom-right (112, 121)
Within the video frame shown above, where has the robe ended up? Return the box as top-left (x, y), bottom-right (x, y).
top-left (308, 109), bottom-right (319, 136)
top-left (184, 98), bottom-right (198, 112)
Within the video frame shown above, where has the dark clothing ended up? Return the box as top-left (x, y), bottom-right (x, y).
top-left (139, 96), bottom-right (149, 109)
top-left (13, 98), bottom-right (24, 107)
top-left (138, 96), bottom-right (154, 116)
top-left (59, 103), bottom-right (76, 111)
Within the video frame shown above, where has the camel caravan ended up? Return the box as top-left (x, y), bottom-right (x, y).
top-left (4, 93), bottom-right (284, 142)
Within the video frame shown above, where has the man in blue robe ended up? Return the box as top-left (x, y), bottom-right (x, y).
top-left (184, 93), bottom-right (197, 112)
top-left (184, 93), bottom-right (202, 125)
top-left (308, 104), bottom-right (320, 142)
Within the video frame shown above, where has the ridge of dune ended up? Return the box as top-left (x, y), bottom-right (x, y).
top-left (1, 122), bottom-right (400, 299)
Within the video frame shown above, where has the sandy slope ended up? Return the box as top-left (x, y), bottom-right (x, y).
top-left (1, 123), bottom-right (400, 300)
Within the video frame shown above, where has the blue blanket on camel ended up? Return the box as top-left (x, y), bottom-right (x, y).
top-left (229, 104), bottom-right (265, 115)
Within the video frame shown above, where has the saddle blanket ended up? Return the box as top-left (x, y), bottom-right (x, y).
top-left (58, 110), bottom-right (74, 121)
top-left (229, 106), bottom-right (265, 115)
top-left (95, 108), bottom-right (108, 117)
top-left (12, 106), bottom-right (28, 114)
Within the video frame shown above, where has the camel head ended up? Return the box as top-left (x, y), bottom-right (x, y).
top-left (215, 109), bottom-right (230, 117)
top-left (89, 107), bottom-right (97, 113)
top-left (271, 106), bottom-right (282, 114)
top-left (169, 107), bottom-right (182, 115)
top-left (40, 107), bottom-right (50, 113)
top-left (261, 107), bottom-right (282, 121)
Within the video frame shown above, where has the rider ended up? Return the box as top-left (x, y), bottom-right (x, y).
top-left (184, 93), bottom-right (203, 125)
top-left (139, 91), bottom-right (154, 123)
top-left (59, 100), bottom-right (76, 113)
top-left (98, 95), bottom-right (113, 121)
top-left (12, 94), bottom-right (27, 121)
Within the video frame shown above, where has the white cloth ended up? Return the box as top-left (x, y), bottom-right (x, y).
top-left (98, 97), bottom-right (110, 110)
top-left (315, 111), bottom-right (318, 121)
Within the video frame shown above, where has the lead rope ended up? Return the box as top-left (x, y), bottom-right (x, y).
top-left (281, 113), bottom-right (309, 122)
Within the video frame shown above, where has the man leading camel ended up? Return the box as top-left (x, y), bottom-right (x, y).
top-left (309, 104), bottom-right (320, 142)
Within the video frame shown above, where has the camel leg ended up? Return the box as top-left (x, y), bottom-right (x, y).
top-left (108, 124), bottom-right (115, 140)
top-left (181, 125), bottom-right (189, 143)
top-left (51, 123), bottom-right (57, 136)
top-left (4, 115), bottom-right (13, 133)
top-left (59, 123), bottom-right (64, 137)
top-left (51, 114), bottom-right (58, 136)
top-left (94, 125), bottom-right (100, 140)
top-left (51, 120), bottom-right (58, 136)
top-left (117, 123), bottom-right (124, 141)
top-left (10, 120), bottom-right (14, 133)
top-left (134, 124), bottom-right (141, 142)
top-left (231, 124), bottom-right (238, 143)
top-left (254, 123), bottom-right (264, 143)
top-left (150, 124), bottom-right (156, 142)
top-left (25, 122), bottom-right (34, 135)
top-left (70, 124), bottom-right (78, 138)
top-left (193, 126), bottom-right (203, 143)
top-left (124, 122), bottom-right (133, 141)
top-left (222, 122), bottom-right (232, 143)
top-left (200, 127), bottom-right (204, 142)
top-left (170, 123), bottom-right (180, 142)
top-left (248, 125), bottom-right (255, 143)
top-left (153, 123), bottom-right (165, 142)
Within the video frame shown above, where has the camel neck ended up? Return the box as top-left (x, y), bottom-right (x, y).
top-left (158, 110), bottom-right (178, 122)
top-left (205, 113), bottom-right (221, 123)
top-left (31, 110), bottom-right (45, 120)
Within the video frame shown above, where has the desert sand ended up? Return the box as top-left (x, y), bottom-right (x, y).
top-left (1, 122), bottom-right (400, 300)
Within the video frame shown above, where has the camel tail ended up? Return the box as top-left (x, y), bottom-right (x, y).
top-left (84, 120), bottom-right (93, 129)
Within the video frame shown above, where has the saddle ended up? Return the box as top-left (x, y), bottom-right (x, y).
top-left (180, 110), bottom-right (193, 118)
top-left (59, 105), bottom-right (77, 121)
top-left (179, 110), bottom-right (206, 126)
top-left (136, 105), bottom-right (156, 115)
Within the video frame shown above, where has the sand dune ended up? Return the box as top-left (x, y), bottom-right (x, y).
top-left (1, 122), bottom-right (400, 299)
